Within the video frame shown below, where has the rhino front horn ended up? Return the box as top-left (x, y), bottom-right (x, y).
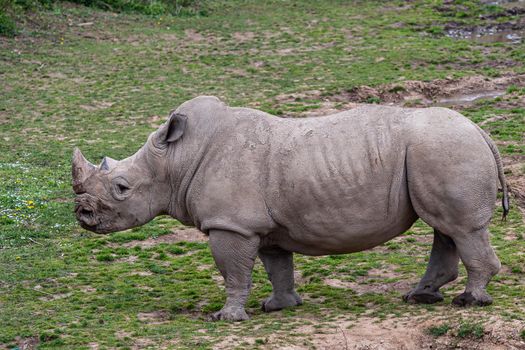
top-left (72, 147), bottom-right (96, 194)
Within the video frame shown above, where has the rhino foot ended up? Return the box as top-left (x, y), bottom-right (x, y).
top-left (211, 306), bottom-right (249, 321)
top-left (452, 291), bottom-right (493, 307)
top-left (403, 289), bottom-right (444, 304)
top-left (262, 291), bottom-right (303, 312)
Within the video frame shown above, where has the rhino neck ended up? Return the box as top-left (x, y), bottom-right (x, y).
top-left (166, 126), bottom-right (222, 226)
top-left (165, 139), bottom-right (208, 225)
top-left (162, 95), bottom-right (231, 225)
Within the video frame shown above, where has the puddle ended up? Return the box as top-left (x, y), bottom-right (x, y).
top-left (445, 2), bottom-right (525, 44)
top-left (446, 26), bottom-right (524, 43)
top-left (481, 0), bottom-right (525, 9)
top-left (476, 30), bottom-right (523, 43)
top-left (435, 90), bottom-right (505, 107)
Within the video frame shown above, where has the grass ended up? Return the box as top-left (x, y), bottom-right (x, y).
top-left (457, 321), bottom-right (485, 339)
top-left (1, 0), bottom-right (525, 349)
top-left (0, 0), bottom-right (206, 36)
top-left (427, 324), bottom-right (450, 337)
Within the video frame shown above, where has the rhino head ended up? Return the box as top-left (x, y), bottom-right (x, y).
top-left (72, 112), bottom-right (187, 234)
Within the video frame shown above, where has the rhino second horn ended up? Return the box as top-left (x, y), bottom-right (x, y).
top-left (100, 156), bottom-right (118, 171)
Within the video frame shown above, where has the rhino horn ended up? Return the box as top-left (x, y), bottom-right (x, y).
top-left (100, 156), bottom-right (118, 171)
top-left (72, 147), bottom-right (96, 194)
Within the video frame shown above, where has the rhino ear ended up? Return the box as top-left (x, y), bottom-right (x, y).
top-left (100, 156), bottom-right (118, 171)
top-left (158, 112), bottom-right (187, 144)
top-left (72, 147), bottom-right (96, 193)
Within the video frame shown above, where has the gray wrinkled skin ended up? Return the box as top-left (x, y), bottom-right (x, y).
top-left (73, 96), bottom-right (509, 321)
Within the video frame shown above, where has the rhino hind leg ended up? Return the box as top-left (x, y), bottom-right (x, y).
top-left (405, 133), bottom-right (501, 306)
top-left (403, 230), bottom-right (459, 304)
top-left (258, 247), bottom-right (302, 312)
top-left (450, 229), bottom-right (500, 307)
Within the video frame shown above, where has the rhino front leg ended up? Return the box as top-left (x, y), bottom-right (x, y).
top-left (404, 230), bottom-right (459, 304)
top-left (209, 230), bottom-right (260, 321)
top-left (259, 247), bottom-right (302, 312)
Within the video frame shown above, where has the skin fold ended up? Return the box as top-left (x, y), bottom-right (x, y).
top-left (72, 96), bottom-right (509, 321)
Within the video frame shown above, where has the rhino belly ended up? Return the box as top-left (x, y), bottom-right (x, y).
top-left (271, 201), bottom-right (417, 256)
top-left (268, 182), bottom-right (417, 255)
top-left (266, 147), bottom-right (417, 255)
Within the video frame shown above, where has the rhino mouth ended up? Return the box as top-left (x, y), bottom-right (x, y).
top-left (75, 204), bottom-right (98, 227)
top-left (77, 206), bottom-right (94, 218)
top-left (74, 193), bottom-right (103, 230)
top-left (74, 194), bottom-right (120, 234)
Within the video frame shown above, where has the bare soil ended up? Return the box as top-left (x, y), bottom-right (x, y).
top-left (119, 228), bottom-right (208, 248)
top-left (137, 310), bottom-right (171, 324)
top-left (343, 74), bottom-right (525, 107)
top-left (0, 336), bottom-right (40, 350)
top-left (323, 278), bottom-right (415, 296)
top-left (324, 264), bottom-right (417, 296)
top-left (212, 315), bottom-right (525, 350)
top-left (184, 29), bottom-right (206, 42)
top-left (276, 74), bottom-right (525, 118)
top-left (233, 31), bottom-right (255, 43)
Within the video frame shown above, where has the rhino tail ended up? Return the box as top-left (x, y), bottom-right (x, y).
top-left (474, 123), bottom-right (509, 221)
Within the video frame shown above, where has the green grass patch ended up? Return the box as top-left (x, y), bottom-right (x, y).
top-left (0, 12), bottom-right (16, 36)
top-left (108, 231), bottom-right (148, 243)
top-left (0, 0), bottom-right (524, 348)
top-left (427, 324), bottom-right (450, 337)
top-left (457, 321), bottom-right (485, 339)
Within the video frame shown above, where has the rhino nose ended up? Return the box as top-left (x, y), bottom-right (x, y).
top-left (79, 207), bottom-right (93, 218)
top-left (76, 205), bottom-right (96, 226)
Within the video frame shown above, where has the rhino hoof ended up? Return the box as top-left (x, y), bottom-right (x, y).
top-left (211, 307), bottom-right (249, 321)
top-left (403, 290), bottom-right (444, 304)
top-left (452, 291), bottom-right (493, 307)
top-left (262, 291), bottom-right (303, 312)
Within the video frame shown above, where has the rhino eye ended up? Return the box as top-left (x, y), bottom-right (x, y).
top-left (111, 177), bottom-right (131, 200)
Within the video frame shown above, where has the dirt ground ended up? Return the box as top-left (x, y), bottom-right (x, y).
top-left (211, 315), bottom-right (525, 350)
top-left (119, 228), bottom-right (208, 249)
top-left (276, 73), bottom-right (525, 117)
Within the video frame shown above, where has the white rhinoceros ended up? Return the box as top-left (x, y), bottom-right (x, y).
top-left (72, 96), bottom-right (508, 321)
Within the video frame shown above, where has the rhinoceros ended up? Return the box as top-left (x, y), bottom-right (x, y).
top-left (72, 96), bottom-right (509, 321)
